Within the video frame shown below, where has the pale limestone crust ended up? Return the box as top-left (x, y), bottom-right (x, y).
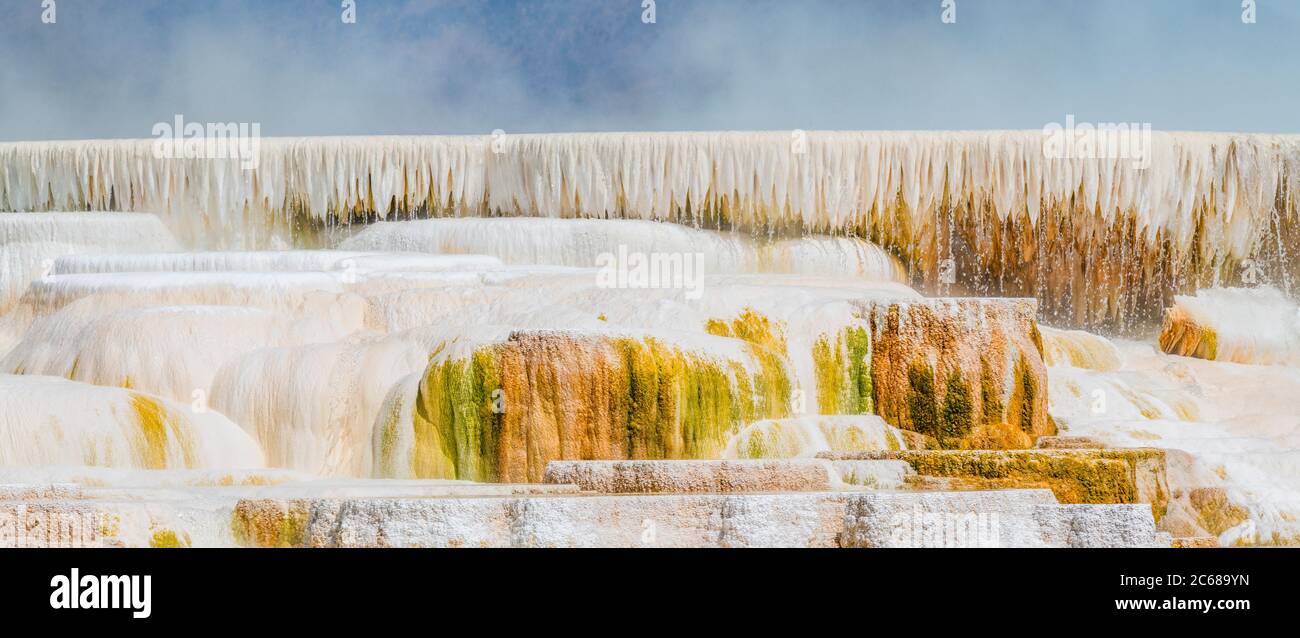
top-left (1, 474), bottom-right (1161, 547)
top-left (542, 459), bottom-right (838, 493)
top-left (245, 490), bottom-right (1157, 548)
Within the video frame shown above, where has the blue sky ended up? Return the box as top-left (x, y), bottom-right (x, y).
top-left (0, 0), bottom-right (1296, 140)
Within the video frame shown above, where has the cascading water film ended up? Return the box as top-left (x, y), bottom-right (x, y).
top-left (1, 0), bottom-right (1296, 626)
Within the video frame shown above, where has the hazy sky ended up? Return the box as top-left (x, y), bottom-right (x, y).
top-left (0, 0), bottom-right (1296, 141)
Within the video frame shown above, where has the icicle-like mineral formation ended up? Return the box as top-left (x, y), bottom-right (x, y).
top-left (4, 132), bottom-right (1297, 327)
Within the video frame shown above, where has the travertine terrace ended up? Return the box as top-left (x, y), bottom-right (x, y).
top-left (0, 132), bottom-right (1295, 547)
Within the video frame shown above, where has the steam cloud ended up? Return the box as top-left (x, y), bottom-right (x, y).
top-left (0, 0), bottom-right (1297, 140)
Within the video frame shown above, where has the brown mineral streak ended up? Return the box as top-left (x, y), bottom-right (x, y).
top-left (866, 299), bottom-right (1053, 446)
